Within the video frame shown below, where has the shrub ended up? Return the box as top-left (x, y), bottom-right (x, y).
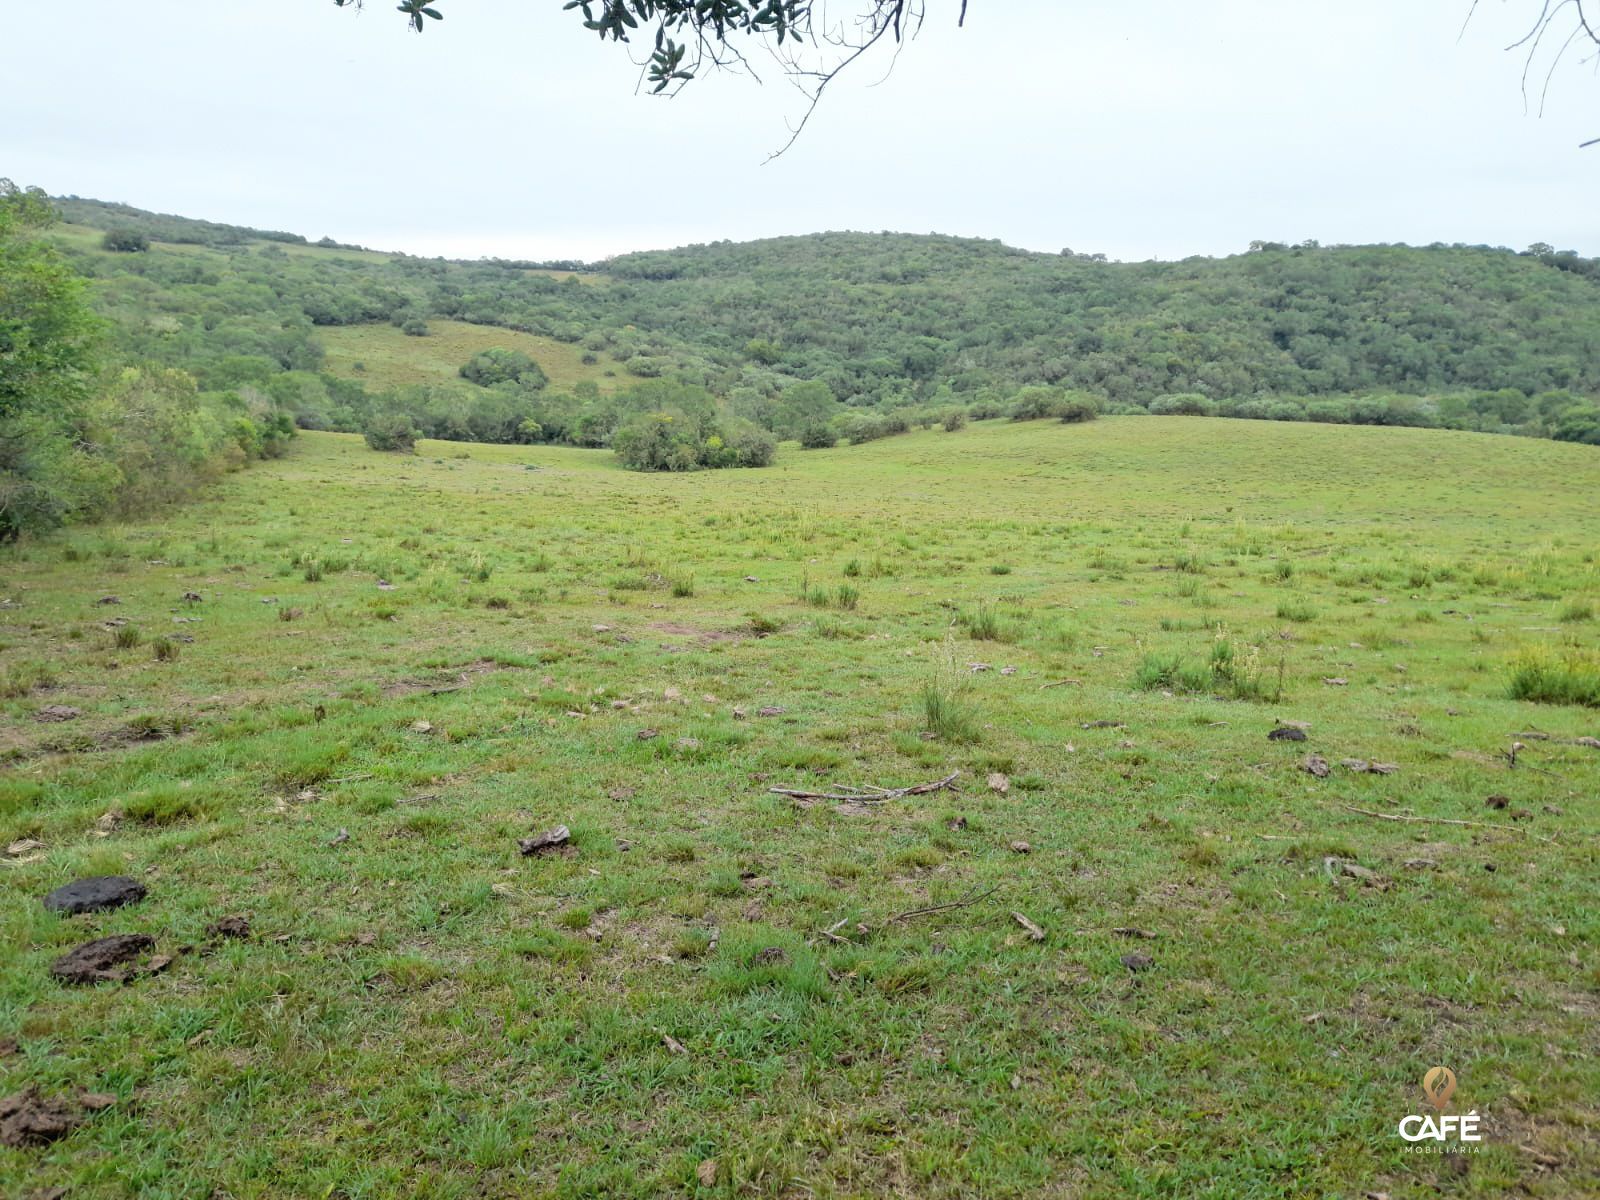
top-left (363, 414), bottom-right (419, 453)
top-left (401, 318), bottom-right (430, 337)
top-left (941, 409), bottom-right (967, 432)
top-left (1010, 386), bottom-right (1062, 421)
top-left (799, 422), bottom-right (836, 449)
top-left (1506, 646), bottom-right (1600, 707)
top-left (1149, 393), bottom-right (1216, 417)
top-left (1056, 393), bottom-right (1099, 423)
top-left (459, 348), bottom-right (547, 390)
top-left (101, 228), bottom-right (150, 252)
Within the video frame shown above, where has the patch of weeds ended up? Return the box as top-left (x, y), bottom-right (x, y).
top-left (1558, 598), bottom-right (1594, 623)
top-left (152, 636), bottom-right (179, 662)
top-left (843, 559), bottom-right (862, 578)
top-left (507, 931), bottom-right (592, 966)
top-left (113, 626), bottom-right (142, 650)
top-left (958, 602), bottom-right (1005, 641)
top-left (1275, 600), bottom-right (1317, 623)
top-left (2, 661), bottom-right (58, 698)
top-left (989, 564), bottom-right (1012, 575)
top-left (124, 785), bottom-right (209, 825)
top-left (921, 645), bottom-right (981, 742)
top-left (746, 613), bottom-right (782, 636)
top-left (836, 583), bottom-right (859, 610)
top-left (1506, 645), bottom-right (1600, 707)
top-left (670, 574), bottom-right (696, 598)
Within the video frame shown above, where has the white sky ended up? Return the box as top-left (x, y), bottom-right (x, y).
top-left (6, 1), bottom-right (1597, 261)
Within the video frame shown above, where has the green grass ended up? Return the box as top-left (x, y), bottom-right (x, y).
top-left (318, 318), bottom-right (626, 394)
top-left (3, 417), bottom-right (1599, 1198)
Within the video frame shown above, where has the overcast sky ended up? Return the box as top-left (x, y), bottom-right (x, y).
top-left (6, 1), bottom-right (1597, 261)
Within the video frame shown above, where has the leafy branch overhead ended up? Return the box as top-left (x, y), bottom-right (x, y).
top-left (335, 2), bottom-right (1600, 148)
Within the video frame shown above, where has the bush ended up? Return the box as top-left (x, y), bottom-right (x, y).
top-left (1149, 393), bottom-right (1216, 417)
top-left (1057, 393), bottom-right (1099, 423)
top-left (459, 348), bottom-right (547, 390)
top-left (799, 422), bottom-right (836, 449)
top-left (941, 409), bottom-right (967, 432)
top-left (364, 413), bottom-right (419, 453)
top-left (401, 318), bottom-right (429, 337)
top-left (101, 228), bottom-right (150, 252)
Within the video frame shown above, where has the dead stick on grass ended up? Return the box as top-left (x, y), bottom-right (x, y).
top-left (1339, 804), bottom-right (1556, 843)
top-left (886, 885), bottom-right (998, 924)
top-left (769, 770), bottom-right (960, 804)
top-left (1039, 679), bottom-right (1082, 690)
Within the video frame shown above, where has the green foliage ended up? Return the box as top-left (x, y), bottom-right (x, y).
top-left (363, 413), bottom-right (419, 453)
top-left (1507, 645), bottom-right (1600, 707)
top-left (459, 347), bottom-right (547, 390)
top-left (101, 227), bottom-right (150, 252)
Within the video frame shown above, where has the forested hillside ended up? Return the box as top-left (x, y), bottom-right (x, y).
top-left (43, 195), bottom-right (1600, 451)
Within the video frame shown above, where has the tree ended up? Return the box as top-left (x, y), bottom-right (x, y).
top-left (101, 228), bottom-right (150, 252)
top-left (333, 3), bottom-right (1600, 149)
top-left (0, 180), bottom-right (106, 539)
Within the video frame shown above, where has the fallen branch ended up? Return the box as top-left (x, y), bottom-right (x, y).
top-left (769, 770), bottom-right (960, 804)
top-left (886, 885), bottom-right (998, 924)
top-left (1338, 805), bottom-right (1553, 842)
top-left (1039, 679), bottom-right (1082, 690)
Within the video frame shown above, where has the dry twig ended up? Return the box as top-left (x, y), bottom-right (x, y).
top-left (769, 770), bottom-right (959, 804)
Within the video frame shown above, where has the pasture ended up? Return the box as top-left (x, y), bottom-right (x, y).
top-left (2, 417), bottom-right (1597, 1198)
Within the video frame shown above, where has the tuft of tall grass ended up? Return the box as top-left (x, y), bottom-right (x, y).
top-left (1506, 645), bottom-right (1600, 707)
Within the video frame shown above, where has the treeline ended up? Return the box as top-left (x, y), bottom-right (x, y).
top-left (23, 193), bottom-right (1600, 483)
top-left (0, 182), bottom-right (295, 540)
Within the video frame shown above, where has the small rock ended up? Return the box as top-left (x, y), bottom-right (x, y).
top-left (42, 876), bottom-right (146, 916)
top-left (1121, 952), bottom-right (1155, 973)
top-left (1302, 754), bottom-right (1330, 778)
top-left (987, 772), bottom-right (1010, 794)
top-left (636, 728), bottom-right (659, 740)
top-left (1009, 840), bottom-right (1032, 854)
top-left (409, 720), bottom-right (433, 734)
top-left (78, 1091), bottom-right (118, 1112)
top-left (1323, 677), bottom-right (1348, 686)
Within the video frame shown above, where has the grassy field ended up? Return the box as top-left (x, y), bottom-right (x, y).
top-left (2, 417), bottom-right (1597, 1198)
top-left (318, 318), bottom-right (626, 395)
